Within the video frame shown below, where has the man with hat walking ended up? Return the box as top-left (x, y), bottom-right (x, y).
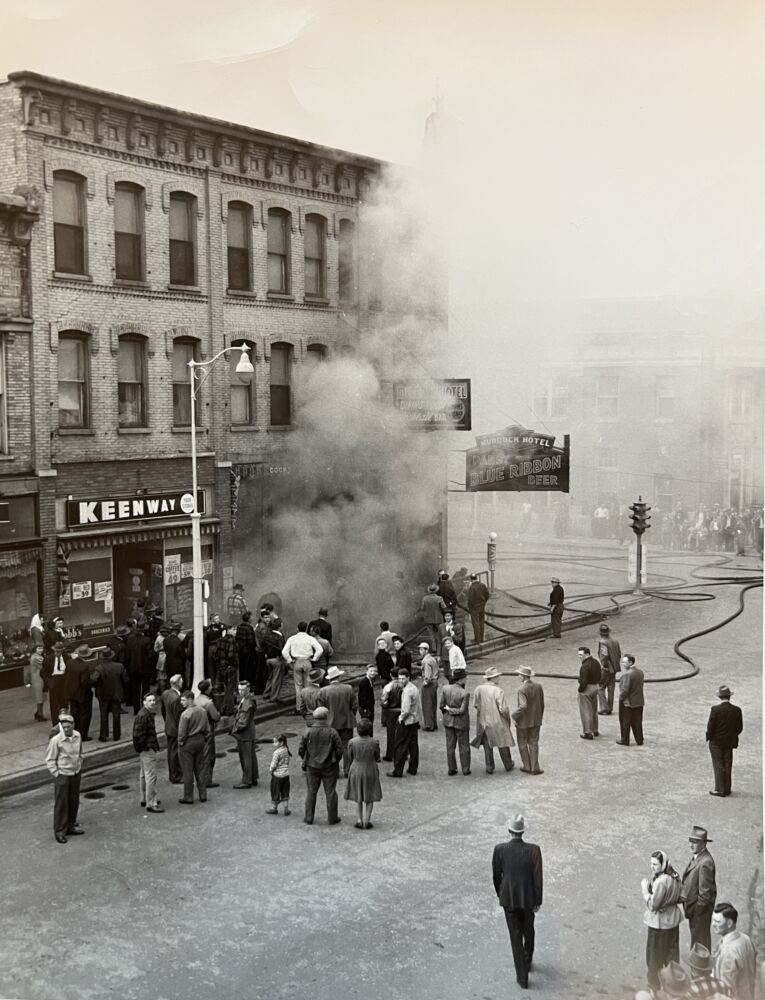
top-left (65, 643), bottom-right (97, 741)
top-left (95, 648), bottom-right (129, 742)
top-left (548, 577), bottom-right (565, 638)
top-left (41, 640), bottom-right (71, 727)
top-left (45, 711), bottom-right (84, 843)
top-left (512, 666), bottom-right (545, 775)
top-left (420, 582), bottom-right (447, 651)
top-left (706, 685), bottom-right (743, 797)
top-left (472, 667), bottom-right (516, 774)
top-left (681, 827), bottom-right (717, 950)
top-left (318, 666), bottom-right (358, 778)
top-left (492, 814), bottom-right (543, 990)
top-left (419, 642), bottom-right (440, 731)
top-left (439, 664), bottom-right (471, 775)
top-left (467, 573), bottom-right (491, 644)
top-left (596, 622), bottom-right (621, 715)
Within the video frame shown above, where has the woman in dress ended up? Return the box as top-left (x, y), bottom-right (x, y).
top-left (24, 641), bottom-right (46, 721)
top-left (344, 718), bottom-right (382, 829)
top-left (640, 849), bottom-right (683, 992)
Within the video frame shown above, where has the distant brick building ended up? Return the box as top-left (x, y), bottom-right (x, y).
top-left (0, 71), bottom-right (447, 661)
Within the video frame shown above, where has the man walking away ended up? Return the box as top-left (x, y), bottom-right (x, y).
top-left (387, 668), bottom-right (422, 778)
top-left (548, 578), bottom-right (565, 638)
top-left (682, 826), bottom-right (717, 950)
top-left (299, 706), bottom-right (343, 825)
top-left (616, 655), bottom-right (644, 746)
top-left (420, 583), bottom-right (447, 651)
top-left (492, 814), bottom-right (543, 990)
top-left (439, 665), bottom-right (471, 775)
top-left (161, 674), bottom-right (184, 783)
top-left (231, 680), bottom-right (258, 788)
top-left (45, 711), bottom-right (84, 844)
top-left (512, 666), bottom-right (544, 775)
top-left (706, 685), bottom-right (743, 797)
top-left (133, 692), bottom-right (163, 812)
top-left (577, 646), bottom-right (601, 740)
top-left (596, 623), bottom-right (621, 715)
top-left (177, 690), bottom-right (210, 804)
top-left (467, 573), bottom-right (490, 644)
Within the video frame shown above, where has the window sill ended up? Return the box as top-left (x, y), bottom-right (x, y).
top-left (269, 424), bottom-right (295, 431)
top-left (115, 278), bottom-right (150, 289)
top-left (117, 427), bottom-right (151, 434)
top-left (0, 454), bottom-right (16, 461)
top-left (57, 428), bottom-right (95, 436)
top-left (167, 283), bottom-right (201, 294)
top-left (226, 288), bottom-right (257, 298)
top-left (305, 296), bottom-right (330, 306)
top-left (229, 425), bottom-right (261, 432)
top-left (266, 292), bottom-right (294, 302)
top-left (171, 427), bottom-right (195, 434)
top-left (52, 271), bottom-right (92, 282)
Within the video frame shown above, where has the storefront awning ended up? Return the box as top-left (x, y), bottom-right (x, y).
top-left (57, 517), bottom-right (221, 550)
top-left (0, 545), bottom-right (42, 578)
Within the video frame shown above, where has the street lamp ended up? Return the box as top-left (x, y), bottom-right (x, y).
top-left (187, 343), bottom-right (254, 691)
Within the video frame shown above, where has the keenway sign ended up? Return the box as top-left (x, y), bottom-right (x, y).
top-left (466, 426), bottom-right (570, 493)
top-left (66, 490), bottom-right (206, 528)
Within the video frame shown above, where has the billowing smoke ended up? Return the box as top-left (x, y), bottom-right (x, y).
top-left (234, 166), bottom-right (451, 651)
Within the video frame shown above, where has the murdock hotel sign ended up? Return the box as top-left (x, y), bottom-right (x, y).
top-left (466, 426), bottom-right (570, 492)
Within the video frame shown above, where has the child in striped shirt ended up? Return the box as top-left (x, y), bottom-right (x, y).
top-left (266, 733), bottom-right (291, 815)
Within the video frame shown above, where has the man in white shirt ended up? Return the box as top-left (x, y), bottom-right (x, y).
top-left (45, 711), bottom-right (84, 844)
top-left (387, 668), bottom-right (422, 778)
top-left (442, 637), bottom-right (467, 681)
top-left (282, 621), bottom-right (324, 715)
top-left (712, 902), bottom-right (756, 1000)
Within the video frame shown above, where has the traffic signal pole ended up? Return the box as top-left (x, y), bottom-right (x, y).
top-left (628, 495), bottom-right (651, 595)
top-left (633, 534), bottom-right (644, 596)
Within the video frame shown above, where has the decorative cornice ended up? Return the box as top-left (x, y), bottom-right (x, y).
top-left (48, 277), bottom-right (210, 304)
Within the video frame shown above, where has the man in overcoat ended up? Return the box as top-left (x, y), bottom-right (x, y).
top-left (161, 674), bottom-right (183, 784)
top-left (492, 813), bottom-right (543, 990)
top-left (596, 623), bottom-right (621, 715)
top-left (318, 666), bottom-right (358, 778)
top-left (706, 684), bottom-right (743, 797)
top-left (439, 665), bottom-right (471, 775)
top-left (65, 643), bottom-right (97, 741)
top-left (681, 825), bottom-right (717, 950)
top-left (95, 648), bottom-right (129, 741)
top-left (511, 665), bottom-right (544, 775)
top-left (472, 666), bottom-right (515, 773)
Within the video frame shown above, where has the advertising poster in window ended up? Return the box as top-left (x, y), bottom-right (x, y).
top-left (163, 541), bottom-right (214, 623)
top-left (59, 551), bottom-right (113, 641)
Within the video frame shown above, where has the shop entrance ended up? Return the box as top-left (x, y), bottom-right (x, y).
top-left (112, 543), bottom-right (164, 624)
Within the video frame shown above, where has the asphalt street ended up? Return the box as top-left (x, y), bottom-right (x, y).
top-left (1, 557), bottom-right (761, 1000)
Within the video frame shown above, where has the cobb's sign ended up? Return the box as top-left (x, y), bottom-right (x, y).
top-left (466, 426), bottom-right (570, 493)
top-left (66, 490), bottom-right (206, 528)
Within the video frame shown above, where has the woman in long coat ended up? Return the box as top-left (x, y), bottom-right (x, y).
top-left (344, 718), bottom-right (382, 829)
top-left (470, 666), bottom-right (516, 773)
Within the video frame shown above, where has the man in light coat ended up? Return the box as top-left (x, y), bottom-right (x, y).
top-left (471, 666), bottom-right (515, 774)
top-left (682, 825), bottom-right (717, 950)
top-left (45, 711), bottom-right (84, 844)
top-left (317, 666), bottom-right (358, 778)
top-left (511, 666), bottom-right (544, 775)
top-left (712, 902), bottom-right (756, 1000)
top-left (439, 665), bottom-right (471, 775)
top-left (419, 641), bottom-right (440, 731)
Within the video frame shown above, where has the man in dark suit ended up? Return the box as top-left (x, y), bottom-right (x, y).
top-left (65, 644), bottom-right (96, 741)
top-left (161, 675), bottom-right (183, 783)
top-left (357, 664), bottom-right (377, 731)
top-left (547, 577), bottom-right (565, 638)
top-left (125, 625), bottom-right (153, 713)
top-left (308, 609), bottom-right (333, 645)
top-left (467, 574), bottom-right (490, 644)
top-left (615, 653), bottom-right (644, 746)
top-left (681, 825), bottom-right (717, 949)
top-left (41, 640), bottom-right (70, 725)
top-left (162, 623), bottom-right (188, 691)
top-left (492, 813), bottom-right (543, 990)
top-left (95, 648), bottom-right (129, 742)
top-left (512, 665), bottom-right (545, 775)
top-left (706, 684), bottom-right (743, 797)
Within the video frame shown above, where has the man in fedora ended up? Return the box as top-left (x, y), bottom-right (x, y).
top-left (299, 666), bottom-right (325, 727)
top-left (512, 666), bottom-right (544, 775)
top-left (492, 814), bottom-right (543, 990)
top-left (657, 961), bottom-right (692, 998)
top-left (95, 648), bottom-right (129, 742)
top-left (686, 942), bottom-right (730, 997)
top-left (712, 902), bottom-right (756, 1000)
top-left (439, 664), bottom-right (471, 775)
top-left (420, 582), bottom-right (447, 651)
top-left (472, 666), bottom-right (516, 774)
top-left (706, 685), bottom-right (743, 797)
top-left (41, 639), bottom-right (70, 726)
top-left (65, 643), bottom-right (97, 741)
top-left (548, 577), bottom-right (565, 638)
top-left (681, 826), bottom-right (717, 950)
top-left (467, 573), bottom-right (491, 644)
top-left (596, 622), bottom-right (621, 715)
top-left (318, 665), bottom-right (358, 778)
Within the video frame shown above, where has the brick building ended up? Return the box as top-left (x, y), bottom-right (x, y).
top-left (0, 71), bottom-right (446, 662)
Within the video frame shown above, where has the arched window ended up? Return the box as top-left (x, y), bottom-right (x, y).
top-left (58, 333), bottom-right (89, 427)
top-left (338, 219), bottom-right (357, 303)
top-left (304, 214), bottom-right (326, 298)
top-left (169, 193), bottom-right (197, 285)
top-left (270, 343), bottom-right (292, 425)
top-left (117, 335), bottom-right (147, 427)
top-left (53, 171), bottom-right (87, 275)
top-left (267, 209), bottom-right (290, 294)
top-left (114, 182), bottom-right (144, 281)
top-left (230, 339), bottom-right (255, 426)
top-left (227, 202), bottom-right (251, 291)
top-left (172, 338), bottom-right (198, 426)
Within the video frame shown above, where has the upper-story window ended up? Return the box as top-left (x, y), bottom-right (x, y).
top-left (118, 336), bottom-right (147, 427)
top-left (53, 171), bottom-right (87, 275)
top-left (114, 183), bottom-right (144, 281)
top-left (338, 219), bottom-right (357, 303)
top-left (227, 202), bottom-right (251, 291)
top-left (169, 193), bottom-right (196, 285)
top-left (304, 214), bottom-right (326, 298)
top-left (270, 343), bottom-right (292, 425)
top-left (58, 333), bottom-right (89, 428)
top-left (230, 339), bottom-right (255, 426)
top-left (305, 344), bottom-right (327, 366)
top-left (596, 376), bottom-right (619, 419)
top-left (172, 339), bottom-right (198, 426)
top-left (533, 377), bottom-right (569, 420)
top-left (267, 209), bottom-right (290, 294)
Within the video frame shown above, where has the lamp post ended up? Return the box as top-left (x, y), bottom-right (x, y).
top-left (187, 344), bottom-right (254, 691)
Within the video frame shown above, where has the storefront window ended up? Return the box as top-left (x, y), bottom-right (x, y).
top-left (58, 549), bottom-right (113, 643)
top-left (163, 539), bottom-right (214, 625)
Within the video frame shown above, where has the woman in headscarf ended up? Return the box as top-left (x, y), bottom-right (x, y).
top-left (29, 613), bottom-right (44, 651)
top-left (641, 849), bottom-right (684, 992)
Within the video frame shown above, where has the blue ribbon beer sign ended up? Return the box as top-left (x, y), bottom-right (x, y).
top-left (466, 426), bottom-right (570, 492)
